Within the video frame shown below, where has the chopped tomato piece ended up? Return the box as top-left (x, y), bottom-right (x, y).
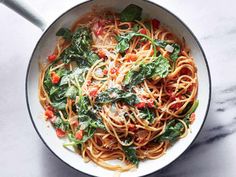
top-left (150, 49), bottom-right (154, 56)
top-left (51, 71), bottom-right (60, 84)
top-left (139, 28), bottom-right (147, 35)
top-left (72, 120), bottom-right (79, 129)
top-left (87, 80), bottom-right (91, 86)
top-left (97, 49), bottom-right (106, 58)
top-left (125, 53), bottom-right (138, 62)
top-left (45, 109), bottom-right (54, 119)
top-left (151, 19), bottom-right (160, 29)
top-left (92, 21), bottom-right (104, 36)
top-left (75, 130), bottom-right (83, 140)
top-left (135, 102), bottom-right (146, 109)
top-left (48, 54), bottom-right (57, 62)
top-left (89, 88), bottom-right (98, 97)
top-left (103, 69), bottom-right (108, 75)
top-left (147, 100), bottom-right (155, 108)
top-left (128, 124), bottom-right (136, 131)
top-left (46, 105), bottom-right (54, 111)
top-left (95, 26), bottom-right (103, 36)
top-left (110, 67), bottom-right (118, 75)
top-left (56, 128), bottom-right (66, 138)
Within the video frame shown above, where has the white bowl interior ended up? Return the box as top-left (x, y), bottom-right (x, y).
top-left (26, 0), bottom-right (210, 176)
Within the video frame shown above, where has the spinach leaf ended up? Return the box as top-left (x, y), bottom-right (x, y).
top-left (53, 116), bottom-right (70, 131)
top-left (43, 68), bottom-right (68, 110)
top-left (65, 86), bottom-right (78, 99)
top-left (120, 4), bottom-right (142, 22)
top-left (124, 55), bottom-right (170, 89)
top-left (154, 39), bottom-right (181, 61)
top-left (122, 146), bottom-right (139, 166)
top-left (154, 100), bottom-right (198, 143)
top-left (139, 108), bottom-right (156, 123)
top-left (84, 51), bottom-right (100, 66)
top-left (58, 27), bottom-right (99, 65)
top-left (115, 32), bottom-right (136, 53)
top-left (51, 102), bottom-right (67, 110)
top-left (60, 67), bottom-right (87, 86)
top-left (65, 129), bottom-right (96, 147)
top-left (153, 39), bottom-right (168, 48)
top-left (170, 43), bottom-right (180, 61)
top-left (56, 28), bottom-right (73, 41)
top-left (79, 115), bottom-right (105, 130)
top-left (132, 24), bottom-right (140, 32)
top-left (95, 87), bottom-right (140, 106)
top-left (63, 88), bottom-right (105, 148)
top-left (154, 119), bottom-right (185, 143)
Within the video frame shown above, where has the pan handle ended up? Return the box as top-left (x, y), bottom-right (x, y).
top-left (0, 0), bottom-right (47, 31)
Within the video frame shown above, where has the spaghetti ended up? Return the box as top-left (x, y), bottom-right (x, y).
top-left (39, 4), bottom-right (198, 172)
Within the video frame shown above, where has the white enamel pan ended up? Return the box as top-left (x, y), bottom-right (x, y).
top-left (1, 0), bottom-right (211, 176)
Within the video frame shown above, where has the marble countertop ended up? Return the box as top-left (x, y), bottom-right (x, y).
top-left (0, 0), bottom-right (236, 177)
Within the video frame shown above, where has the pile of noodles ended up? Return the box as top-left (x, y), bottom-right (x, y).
top-left (39, 10), bottom-right (197, 171)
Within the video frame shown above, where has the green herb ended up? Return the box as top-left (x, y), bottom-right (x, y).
top-left (122, 146), bottom-right (139, 166)
top-left (115, 32), bottom-right (136, 53)
top-left (95, 87), bottom-right (140, 106)
top-left (139, 108), bottom-right (156, 123)
top-left (120, 4), bottom-right (142, 22)
top-left (56, 28), bottom-right (73, 41)
top-left (132, 24), bottom-right (140, 32)
top-left (63, 92), bottom-right (105, 147)
top-left (154, 119), bottom-right (185, 143)
top-left (115, 31), bottom-right (157, 56)
top-left (51, 102), bottom-right (67, 110)
top-left (58, 27), bottom-right (99, 65)
top-left (60, 67), bottom-right (87, 86)
top-left (54, 116), bottom-right (70, 131)
top-left (154, 39), bottom-right (181, 61)
top-left (65, 86), bottom-right (78, 99)
top-left (124, 55), bottom-right (170, 89)
top-left (154, 100), bottom-right (198, 143)
top-left (170, 43), bottom-right (180, 61)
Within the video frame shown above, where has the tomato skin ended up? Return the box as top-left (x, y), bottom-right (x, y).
top-left (48, 54), bottom-right (57, 62)
top-left (125, 53), bottom-right (138, 62)
top-left (87, 80), bottom-right (91, 86)
top-left (56, 128), bottom-right (66, 138)
top-left (93, 21), bottom-right (104, 36)
top-left (110, 68), bottom-right (118, 75)
top-left (98, 49), bottom-right (106, 58)
top-left (75, 130), bottom-right (83, 140)
top-left (147, 100), bottom-right (155, 108)
top-left (72, 120), bottom-right (79, 129)
top-left (45, 109), bottom-right (54, 119)
top-left (50, 71), bottom-right (60, 84)
top-left (135, 102), bottom-right (146, 109)
top-left (128, 124), bottom-right (136, 131)
top-left (89, 88), bottom-right (98, 97)
top-left (139, 28), bottom-right (147, 35)
top-left (103, 69), bottom-right (108, 75)
top-left (151, 19), bottom-right (160, 29)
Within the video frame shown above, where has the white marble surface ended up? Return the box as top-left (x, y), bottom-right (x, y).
top-left (0, 0), bottom-right (236, 177)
